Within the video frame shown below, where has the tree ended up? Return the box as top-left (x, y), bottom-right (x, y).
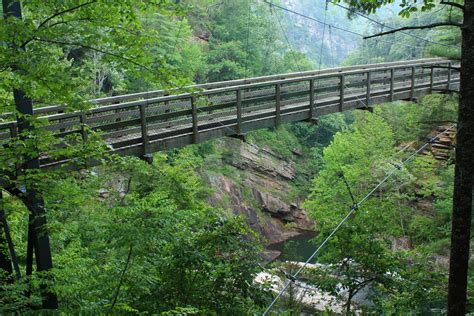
top-left (0, 0), bottom-right (201, 310)
top-left (335, 1), bottom-right (472, 313)
top-left (304, 113), bottom-right (402, 313)
top-left (304, 112), bottom-right (452, 313)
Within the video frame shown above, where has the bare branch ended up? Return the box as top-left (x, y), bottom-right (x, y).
top-left (440, 1), bottom-right (465, 11)
top-left (364, 22), bottom-right (463, 39)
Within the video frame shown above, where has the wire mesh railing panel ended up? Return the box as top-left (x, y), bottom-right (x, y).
top-left (45, 115), bottom-right (82, 136)
top-left (146, 98), bottom-right (193, 140)
top-left (0, 125), bottom-right (12, 145)
top-left (340, 73), bottom-right (366, 98)
top-left (86, 106), bottom-right (140, 133)
top-left (280, 80), bottom-right (310, 108)
top-left (197, 90), bottom-right (237, 124)
top-left (241, 84), bottom-right (276, 119)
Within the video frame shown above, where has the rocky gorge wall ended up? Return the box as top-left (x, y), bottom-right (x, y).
top-left (201, 137), bottom-right (314, 261)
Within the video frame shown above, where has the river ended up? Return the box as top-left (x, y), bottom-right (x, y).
top-left (267, 230), bottom-right (317, 262)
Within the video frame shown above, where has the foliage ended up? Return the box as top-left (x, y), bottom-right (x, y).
top-left (247, 126), bottom-right (301, 160)
top-left (375, 94), bottom-right (458, 143)
top-left (2, 152), bottom-right (265, 313)
top-left (0, 0), bottom-right (195, 111)
top-left (304, 110), bottom-right (454, 312)
top-left (189, 0), bottom-right (314, 83)
top-left (0, 0), bottom-right (466, 314)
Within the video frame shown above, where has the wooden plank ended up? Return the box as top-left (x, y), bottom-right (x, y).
top-left (275, 83), bottom-right (281, 127)
top-left (447, 62), bottom-right (452, 90)
top-left (191, 96), bottom-right (199, 144)
top-left (10, 122), bottom-right (18, 139)
top-left (139, 104), bottom-right (149, 155)
top-left (390, 69), bottom-right (395, 101)
top-left (411, 66), bottom-right (416, 99)
top-left (236, 89), bottom-right (242, 135)
top-left (430, 66), bottom-right (435, 92)
top-left (309, 79), bottom-right (315, 119)
top-left (339, 75), bottom-right (345, 112)
top-left (79, 113), bottom-right (88, 141)
top-left (366, 71), bottom-right (371, 106)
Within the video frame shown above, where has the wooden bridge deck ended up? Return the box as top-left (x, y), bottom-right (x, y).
top-left (0, 58), bottom-right (459, 168)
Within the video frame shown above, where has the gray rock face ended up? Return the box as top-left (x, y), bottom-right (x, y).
top-left (231, 142), bottom-right (296, 180)
top-left (204, 139), bottom-right (314, 251)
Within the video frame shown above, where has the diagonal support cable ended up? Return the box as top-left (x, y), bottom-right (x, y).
top-left (262, 125), bottom-right (455, 315)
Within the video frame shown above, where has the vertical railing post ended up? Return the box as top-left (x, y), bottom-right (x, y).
top-left (79, 113), bottom-right (88, 142)
top-left (430, 65), bottom-right (435, 93)
top-left (10, 123), bottom-right (20, 175)
top-left (390, 68), bottom-right (395, 102)
top-left (339, 75), bottom-right (345, 112)
top-left (411, 66), bottom-right (416, 100)
top-left (10, 122), bottom-right (18, 139)
top-left (447, 62), bottom-right (452, 90)
top-left (191, 96), bottom-right (199, 144)
top-left (275, 83), bottom-right (281, 127)
top-left (236, 89), bottom-right (242, 135)
top-left (309, 79), bottom-right (315, 119)
top-left (366, 71), bottom-right (371, 107)
top-left (58, 108), bottom-right (65, 133)
top-left (139, 104), bottom-right (149, 154)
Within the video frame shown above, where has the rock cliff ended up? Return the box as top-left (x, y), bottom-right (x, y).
top-left (202, 138), bottom-right (314, 261)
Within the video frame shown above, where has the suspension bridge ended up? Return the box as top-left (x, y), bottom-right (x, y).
top-left (0, 57), bottom-right (460, 311)
top-left (0, 58), bottom-right (459, 169)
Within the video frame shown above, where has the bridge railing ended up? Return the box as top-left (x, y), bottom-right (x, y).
top-left (0, 57), bottom-right (449, 118)
top-left (0, 58), bottom-right (459, 168)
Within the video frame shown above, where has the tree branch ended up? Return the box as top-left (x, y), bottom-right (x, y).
top-left (364, 22), bottom-right (463, 39)
top-left (111, 244), bottom-right (133, 310)
top-left (35, 1), bottom-right (98, 31)
top-left (440, 1), bottom-right (465, 11)
top-left (20, 1), bottom-right (98, 48)
top-left (31, 38), bottom-right (153, 73)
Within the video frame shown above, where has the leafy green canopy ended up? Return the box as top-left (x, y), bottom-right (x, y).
top-left (341, 0), bottom-right (438, 17)
top-left (0, 0), bottom-right (200, 112)
top-left (188, 0), bottom-right (314, 82)
top-left (1, 149), bottom-right (266, 313)
top-left (304, 106), bottom-right (456, 312)
top-left (0, 0), bottom-right (203, 196)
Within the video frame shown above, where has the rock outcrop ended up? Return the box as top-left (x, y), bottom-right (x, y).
top-left (203, 138), bottom-right (314, 261)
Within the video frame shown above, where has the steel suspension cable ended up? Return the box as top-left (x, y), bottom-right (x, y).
top-left (262, 124), bottom-right (455, 315)
top-left (244, 0), bottom-right (252, 78)
top-left (262, 0), bottom-right (428, 51)
top-left (271, 5), bottom-right (303, 72)
top-left (333, 2), bottom-right (458, 49)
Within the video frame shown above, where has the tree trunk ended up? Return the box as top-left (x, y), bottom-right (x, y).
top-left (345, 288), bottom-right (353, 315)
top-left (0, 191), bottom-right (13, 277)
top-left (447, 2), bottom-right (474, 315)
top-left (3, 0), bottom-right (58, 309)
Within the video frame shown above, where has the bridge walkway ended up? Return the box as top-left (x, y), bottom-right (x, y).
top-left (0, 58), bottom-right (459, 168)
